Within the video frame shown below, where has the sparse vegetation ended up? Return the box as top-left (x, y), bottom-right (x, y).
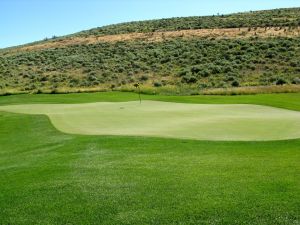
top-left (1, 37), bottom-right (300, 94)
top-left (77, 8), bottom-right (300, 36)
top-left (0, 8), bottom-right (300, 95)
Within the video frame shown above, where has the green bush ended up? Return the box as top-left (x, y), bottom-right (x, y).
top-left (276, 78), bottom-right (287, 85)
top-left (182, 75), bottom-right (198, 84)
top-left (140, 75), bottom-right (149, 81)
top-left (231, 80), bottom-right (240, 87)
top-left (153, 82), bottom-right (162, 87)
top-left (292, 77), bottom-right (300, 84)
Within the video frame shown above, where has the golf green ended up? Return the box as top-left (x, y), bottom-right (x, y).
top-left (1, 100), bottom-right (300, 141)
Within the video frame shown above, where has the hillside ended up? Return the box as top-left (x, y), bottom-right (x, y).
top-left (1, 8), bottom-right (300, 95)
top-left (77, 7), bottom-right (300, 36)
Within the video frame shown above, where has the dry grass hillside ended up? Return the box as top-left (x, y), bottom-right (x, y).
top-left (6, 26), bottom-right (300, 53)
top-left (1, 8), bottom-right (300, 95)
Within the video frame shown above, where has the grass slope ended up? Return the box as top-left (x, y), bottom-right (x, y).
top-left (0, 92), bottom-right (300, 224)
top-left (1, 101), bottom-right (300, 141)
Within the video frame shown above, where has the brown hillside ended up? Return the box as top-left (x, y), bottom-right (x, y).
top-left (11, 26), bottom-right (300, 53)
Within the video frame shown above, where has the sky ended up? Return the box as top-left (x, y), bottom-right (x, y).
top-left (0, 0), bottom-right (299, 48)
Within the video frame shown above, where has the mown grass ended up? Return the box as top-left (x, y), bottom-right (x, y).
top-left (0, 92), bottom-right (300, 224)
top-left (200, 85), bottom-right (300, 95)
top-left (1, 91), bottom-right (300, 111)
top-left (3, 101), bottom-right (300, 141)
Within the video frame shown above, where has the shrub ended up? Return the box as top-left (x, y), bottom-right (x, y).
top-left (40, 76), bottom-right (48, 82)
top-left (292, 77), bottom-right (300, 84)
top-left (199, 68), bottom-right (210, 77)
top-left (92, 81), bottom-right (100, 86)
top-left (190, 65), bottom-right (201, 74)
top-left (153, 82), bottom-right (162, 87)
top-left (226, 76), bottom-right (235, 82)
top-left (210, 65), bottom-right (222, 74)
top-left (177, 69), bottom-right (189, 77)
top-left (290, 61), bottom-right (299, 67)
top-left (87, 75), bottom-right (97, 82)
top-left (276, 78), bottom-right (287, 85)
top-left (140, 75), bottom-right (149, 81)
top-left (231, 80), bottom-right (240, 87)
top-left (182, 75), bottom-right (198, 84)
top-left (199, 83), bottom-right (208, 89)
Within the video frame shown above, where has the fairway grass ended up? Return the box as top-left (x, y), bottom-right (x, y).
top-left (1, 111), bottom-right (300, 224)
top-left (0, 92), bottom-right (300, 224)
top-left (1, 100), bottom-right (300, 141)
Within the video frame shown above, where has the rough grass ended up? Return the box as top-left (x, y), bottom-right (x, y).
top-left (1, 101), bottom-right (300, 141)
top-left (0, 92), bottom-right (300, 224)
top-left (1, 84), bottom-right (300, 98)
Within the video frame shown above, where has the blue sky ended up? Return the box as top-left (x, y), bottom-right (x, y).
top-left (1, 0), bottom-right (299, 48)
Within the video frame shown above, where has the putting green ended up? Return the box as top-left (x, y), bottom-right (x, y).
top-left (1, 100), bottom-right (300, 141)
